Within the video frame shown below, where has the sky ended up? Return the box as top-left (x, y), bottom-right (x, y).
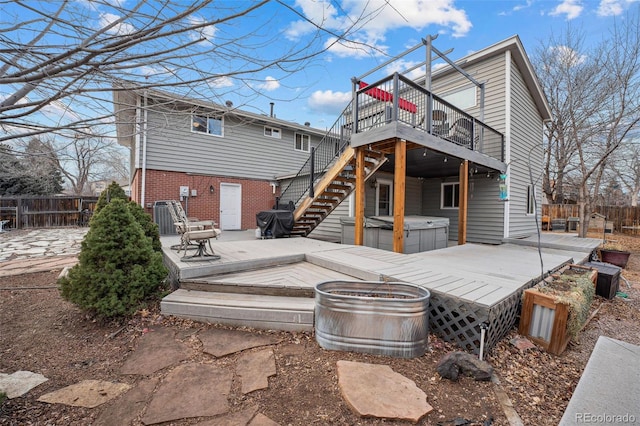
top-left (246, 0), bottom-right (639, 130)
top-left (1, 0), bottom-right (638, 141)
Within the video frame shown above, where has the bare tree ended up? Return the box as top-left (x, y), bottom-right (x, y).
top-left (35, 133), bottom-right (125, 195)
top-left (534, 12), bottom-right (640, 236)
top-left (612, 141), bottom-right (640, 206)
top-left (0, 0), bottom-right (381, 143)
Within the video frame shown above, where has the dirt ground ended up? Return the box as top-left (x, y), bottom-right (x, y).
top-left (1, 232), bottom-right (639, 426)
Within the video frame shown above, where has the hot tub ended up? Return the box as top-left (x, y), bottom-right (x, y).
top-left (341, 215), bottom-right (449, 253)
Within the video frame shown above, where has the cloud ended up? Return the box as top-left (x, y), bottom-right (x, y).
top-left (138, 64), bottom-right (173, 77)
top-left (188, 16), bottom-right (216, 42)
top-left (597, 0), bottom-right (638, 16)
top-left (285, 0), bottom-right (472, 59)
top-left (324, 36), bottom-right (387, 59)
top-left (549, 0), bottom-right (584, 20)
top-left (308, 89), bottom-right (351, 115)
top-left (209, 76), bottom-right (234, 89)
top-left (549, 45), bottom-right (587, 66)
top-left (499, 0), bottom-right (534, 15)
top-left (255, 76), bottom-right (280, 91)
top-left (384, 59), bottom-right (425, 80)
top-left (99, 12), bottom-right (136, 35)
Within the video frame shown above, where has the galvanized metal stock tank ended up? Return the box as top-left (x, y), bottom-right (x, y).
top-left (314, 280), bottom-right (430, 358)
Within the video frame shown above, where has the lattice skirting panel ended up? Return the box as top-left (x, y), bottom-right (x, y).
top-left (429, 289), bottom-right (522, 355)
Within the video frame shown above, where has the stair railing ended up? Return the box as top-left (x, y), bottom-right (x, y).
top-left (278, 101), bottom-right (354, 207)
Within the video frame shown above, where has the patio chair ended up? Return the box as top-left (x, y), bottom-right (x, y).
top-left (167, 200), bottom-right (222, 257)
top-left (432, 110), bottom-right (449, 136)
top-left (180, 226), bottom-right (221, 261)
top-left (449, 117), bottom-right (474, 148)
top-left (167, 200), bottom-right (203, 233)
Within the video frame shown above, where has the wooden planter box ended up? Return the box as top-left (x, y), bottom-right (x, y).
top-left (519, 288), bottom-right (571, 355)
top-left (599, 249), bottom-right (630, 269)
top-left (556, 264), bottom-right (598, 286)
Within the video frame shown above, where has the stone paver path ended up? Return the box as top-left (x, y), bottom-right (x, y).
top-left (141, 363), bottom-right (233, 425)
top-left (0, 228), bottom-right (88, 277)
top-left (337, 360), bottom-right (433, 423)
top-left (37, 380), bottom-right (130, 408)
top-left (5, 228), bottom-right (441, 425)
top-left (0, 371), bottom-right (48, 398)
top-left (119, 327), bottom-right (190, 375)
top-left (199, 328), bottom-right (280, 357)
top-left (236, 349), bottom-right (276, 394)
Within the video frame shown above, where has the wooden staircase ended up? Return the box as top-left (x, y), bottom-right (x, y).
top-left (290, 146), bottom-right (387, 236)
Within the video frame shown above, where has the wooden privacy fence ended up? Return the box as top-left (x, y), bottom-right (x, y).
top-left (542, 204), bottom-right (640, 234)
top-left (0, 196), bottom-right (99, 230)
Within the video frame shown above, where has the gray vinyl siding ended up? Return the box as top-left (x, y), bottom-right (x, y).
top-left (309, 200), bottom-right (350, 242)
top-left (431, 54), bottom-right (507, 157)
top-left (420, 176), bottom-right (504, 244)
top-left (507, 56), bottom-right (544, 238)
top-left (142, 105), bottom-right (322, 181)
top-left (421, 177), bottom-right (459, 241)
top-left (467, 176), bottom-right (505, 244)
top-left (364, 172), bottom-right (422, 217)
top-left (423, 53), bottom-right (508, 243)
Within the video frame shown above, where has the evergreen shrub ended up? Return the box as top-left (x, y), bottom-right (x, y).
top-left (59, 198), bottom-right (167, 318)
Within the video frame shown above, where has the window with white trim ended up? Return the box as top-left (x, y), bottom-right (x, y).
top-left (264, 126), bottom-right (281, 139)
top-left (441, 85), bottom-right (477, 110)
top-left (192, 114), bottom-right (223, 136)
top-left (441, 182), bottom-right (460, 209)
top-left (526, 184), bottom-right (535, 215)
top-left (294, 133), bottom-right (310, 152)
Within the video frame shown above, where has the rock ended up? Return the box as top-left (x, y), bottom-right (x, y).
top-left (199, 328), bottom-right (279, 358)
top-left (37, 380), bottom-right (130, 408)
top-left (436, 351), bottom-right (493, 381)
top-left (0, 371), bottom-right (48, 398)
top-left (236, 349), bottom-right (277, 394)
top-left (141, 363), bottom-right (232, 425)
top-left (120, 327), bottom-right (190, 375)
top-left (94, 377), bottom-right (159, 426)
top-left (510, 336), bottom-right (537, 352)
top-left (336, 360), bottom-right (432, 423)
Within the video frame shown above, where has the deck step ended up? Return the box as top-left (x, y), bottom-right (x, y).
top-left (161, 289), bottom-right (315, 332)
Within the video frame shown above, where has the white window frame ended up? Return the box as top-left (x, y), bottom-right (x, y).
top-left (294, 133), bottom-right (310, 152)
top-left (526, 184), bottom-right (536, 215)
top-left (375, 178), bottom-right (393, 216)
top-left (441, 84), bottom-right (477, 110)
top-left (441, 182), bottom-right (460, 209)
top-left (192, 114), bottom-right (223, 137)
top-left (264, 126), bottom-right (281, 139)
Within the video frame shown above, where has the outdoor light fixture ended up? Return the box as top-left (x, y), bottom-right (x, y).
top-left (209, 185), bottom-right (215, 193)
top-left (443, 156), bottom-right (448, 163)
top-left (423, 148), bottom-right (427, 157)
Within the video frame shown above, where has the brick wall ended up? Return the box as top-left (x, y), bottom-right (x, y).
top-left (131, 169), bottom-right (278, 230)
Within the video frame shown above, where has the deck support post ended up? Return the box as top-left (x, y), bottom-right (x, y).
top-left (393, 139), bottom-right (407, 253)
top-left (354, 146), bottom-right (366, 246)
top-left (458, 160), bottom-right (468, 245)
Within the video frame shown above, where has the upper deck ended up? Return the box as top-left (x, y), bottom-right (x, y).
top-left (349, 72), bottom-right (506, 175)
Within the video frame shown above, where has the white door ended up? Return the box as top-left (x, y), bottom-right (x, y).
top-left (219, 183), bottom-right (242, 230)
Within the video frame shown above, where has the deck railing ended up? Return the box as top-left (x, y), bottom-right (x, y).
top-left (278, 102), bottom-right (353, 207)
top-left (278, 73), bottom-right (505, 208)
top-left (354, 73), bottom-right (504, 161)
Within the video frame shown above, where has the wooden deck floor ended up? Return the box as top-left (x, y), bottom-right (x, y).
top-left (164, 233), bottom-right (602, 309)
top-left (162, 233), bottom-right (603, 351)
